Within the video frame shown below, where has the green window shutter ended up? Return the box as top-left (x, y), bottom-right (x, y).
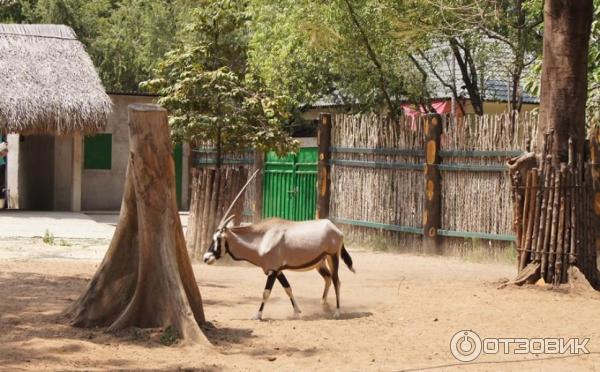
top-left (84, 134), bottom-right (112, 170)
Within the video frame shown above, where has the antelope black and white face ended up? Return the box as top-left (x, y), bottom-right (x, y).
top-left (203, 229), bottom-right (225, 264)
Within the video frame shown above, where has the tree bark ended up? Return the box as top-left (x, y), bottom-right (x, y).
top-left (317, 113), bottom-right (332, 219)
top-left (65, 104), bottom-right (206, 343)
top-left (537, 0), bottom-right (594, 162)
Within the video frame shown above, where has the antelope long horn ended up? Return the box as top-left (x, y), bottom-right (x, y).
top-left (218, 168), bottom-right (261, 227)
top-left (220, 214), bottom-right (236, 229)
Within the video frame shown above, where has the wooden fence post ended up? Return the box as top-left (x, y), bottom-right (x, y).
top-left (590, 130), bottom-right (600, 273)
top-left (317, 113), bottom-right (332, 219)
top-left (253, 149), bottom-right (264, 222)
top-left (423, 114), bottom-right (442, 253)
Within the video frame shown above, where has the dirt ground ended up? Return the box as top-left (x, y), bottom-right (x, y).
top-left (1, 239), bottom-right (600, 371)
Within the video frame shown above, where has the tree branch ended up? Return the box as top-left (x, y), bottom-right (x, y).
top-left (449, 37), bottom-right (483, 115)
top-left (341, 0), bottom-right (397, 118)
top-left (407, 53), bottom-right (435, 113)
top-left (416, 50), bottom-right (466, 115)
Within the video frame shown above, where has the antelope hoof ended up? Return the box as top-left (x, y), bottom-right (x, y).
top-left (252, 311), bottom-right (263, 321)
top-left (293, 311), bottom-right (301, 318)
top-left (333, 309), bottom-right (341, 319)
top-left (321, 298), bottom-right (328, 305)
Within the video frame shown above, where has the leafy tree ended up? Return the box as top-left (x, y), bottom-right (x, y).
top-left (0, 0), bottom-right (36, 22)
top-left (249, 0), bottom-right (425, 117)
top-left (91, 0), bottom-right (179, 91)
top-left (384, 0), bottom-right (543, 116)
top-left (141, 1), bottom-right (297, 162)
top-left (141, 47), bottom-right (297, 159)
top-left (248, 0), bottom-right (336, 108)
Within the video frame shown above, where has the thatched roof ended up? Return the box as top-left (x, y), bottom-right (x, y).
top-left (0, 24), bottom-right (111, 135)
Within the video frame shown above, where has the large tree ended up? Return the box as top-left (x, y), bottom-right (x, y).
top-left (509, 0), bottom-right (598, 288)
top-left (538, 0), bottom-right (594, 160)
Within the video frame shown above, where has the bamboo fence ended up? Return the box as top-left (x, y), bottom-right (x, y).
top-left (330, 114), bottom-right (426, 248)
top-left (185, 147), bottom-right (253, 259)
top-left (510, 133), bottom-right (600, 286)
top-left (329, 111), bottom-right (539, 254)
top-left (441, 112), bottom-right (539, 236)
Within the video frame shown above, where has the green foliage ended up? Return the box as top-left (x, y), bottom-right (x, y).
top-left (0, 0), bottom-right (36, 22)
top-left (91, 0), bottom-right (180, 91)
top-left (178, 0), bottom-right (250, 73)
top-left (248, 0), bottom-right (337, 107)
top-left (1, 0), bottom-right (596, 119)
top-left (141, 1), bottom-right (298, 157)
top-left (249, 0), bottom-right (421, 112)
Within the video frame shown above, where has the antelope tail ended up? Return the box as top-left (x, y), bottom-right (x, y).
top-left (341, 245), bottom-right (356, 273)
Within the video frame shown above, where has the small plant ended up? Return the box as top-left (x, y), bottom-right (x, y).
top-left (159, 326), bottom-right (180, 346)
top-left (59, 239), bottom-right (72, 247)
top-left (129, 327), bottom-right (148, 341)
top-left (42, 230), bottom-right (55, 245)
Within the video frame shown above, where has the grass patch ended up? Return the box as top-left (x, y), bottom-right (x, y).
top-left (128, 327), bottom-right (150, 341)
top-left (159, 326), bottom-right (180, 346)
top-left (59, 239), bottom-right (72, 247)
top-left (42, 230), bottom-right (55, 245)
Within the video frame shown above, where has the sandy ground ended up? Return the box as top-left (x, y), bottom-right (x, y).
top-left (1, 239), bottom-right (600, 371)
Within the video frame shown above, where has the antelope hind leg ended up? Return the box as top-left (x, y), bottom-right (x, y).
top-left (277, 272), bottom-right (302, 317)
top-left (253, 271), bottom-right (277, 320)
top-left (317, 262), bottom-right (332, 305)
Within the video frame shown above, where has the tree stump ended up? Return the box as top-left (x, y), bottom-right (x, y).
top-left (65, 104), bottom-right (207, 343)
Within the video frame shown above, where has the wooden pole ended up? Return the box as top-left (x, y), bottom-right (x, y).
top-left (423, 114), bottom-right (442, 254)
top-left (317, 113), bottom-right (332, 219)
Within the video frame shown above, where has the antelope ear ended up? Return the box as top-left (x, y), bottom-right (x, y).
top-left (221, 214), bottom-right (235, 229)
top-left (225, 215), bottom-right (236, 228)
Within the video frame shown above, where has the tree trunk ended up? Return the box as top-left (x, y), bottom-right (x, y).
top-left (537, 0), bottom-right (593, 162)
top-left (508, 0), bottom-right (599, 289)
top-left (65, 104), bottom-right (207, 343)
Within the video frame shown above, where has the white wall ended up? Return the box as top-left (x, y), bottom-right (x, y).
top-left (81, 94), bottom-right (189, 211)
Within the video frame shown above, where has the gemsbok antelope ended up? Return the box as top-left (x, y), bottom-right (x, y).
top-left (203, 215), bottom-right (355, 319)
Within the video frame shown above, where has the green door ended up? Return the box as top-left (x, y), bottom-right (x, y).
top-left (263, 147), bottom-right (318, 221)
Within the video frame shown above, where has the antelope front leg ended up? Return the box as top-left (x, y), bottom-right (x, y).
top-left (277, 272), bottom-right (302, 317)
top-left (253, 271), bottom-right (277, 320)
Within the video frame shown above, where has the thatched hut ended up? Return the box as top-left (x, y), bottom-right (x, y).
top-left (0, 24), bottom-right (111, 134)
top-left (0, 24), bottom-right (112, 211)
